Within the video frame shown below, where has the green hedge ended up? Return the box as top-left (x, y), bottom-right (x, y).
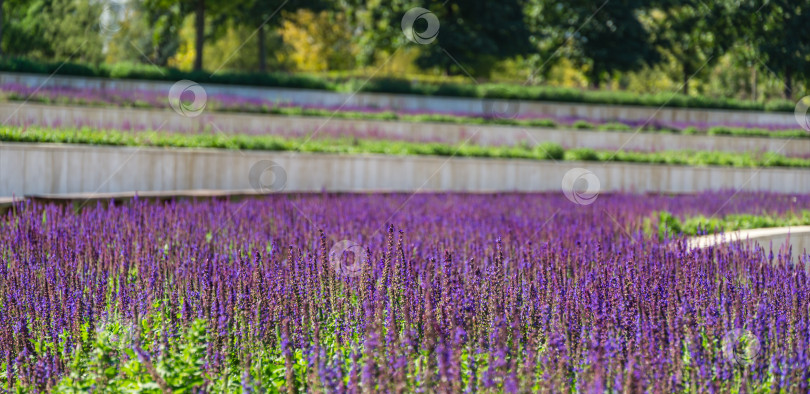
top-left (0, 58), bottom-right (333, 90)
top-left (3, 126), bottom-right (809, 168)
top-left (0, 57), bottom-right (793, 112)
top-left (654, 210), bottom-right (810, 237)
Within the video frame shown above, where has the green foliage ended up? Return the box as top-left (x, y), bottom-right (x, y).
top-left (3, 0), bottom-right (104, 64)
top-left (0, 57), bottom-right (99, 77)
top-left (34, 317), bottom-right (314, 393)
top-left (52, 319), bottom-right (207, 392)
top-left (707, 126), bottom-right (733, 136)
top-left (412, 1), bottom-right (533, 78)
top-left (572, 120), bottom-right (595, 130)
top-left (107, 62), bottom-right (174, 80)
top-left (735, 0), bottom-right (810, 98)
top-left (680, 216), bottom-right (726, 237)
top-left (535, 142), bottom-right (565, 160)
top-left (564, 148), bottom-right (599, 161)
top-left (525, 119), bottom-right (558, 128)
top-left (763, 99), bottom-right (795, 112)
top-left (2, 0), bottom-right (809, 108)
top-left (3, 125), bottom-right (810, 168)
top-left (651, 0), bottom-right (735, 95)
top-left (707, 126), bottom-right (809, 139)
top-left (5, 309), bottom-right (546, 392)
top-left (598, 122), bottom-right (632, 131)
top-left (0, 57), bottom-right (333, 90)
top-left (551, 0), bottom-right (661, 87)
top-left (658, 211), bottom-right (683, 240)
top-left (654, 210), bottom-right (810, 239)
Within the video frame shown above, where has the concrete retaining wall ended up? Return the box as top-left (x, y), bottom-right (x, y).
top-left (0, 72), bottom-right (797, 129)
top-left (0, 102), bottom-right (804, 156)
top-left (2, 143), bottom-right (809, 198)
top-left (689, 226), bottom-right (810, 266)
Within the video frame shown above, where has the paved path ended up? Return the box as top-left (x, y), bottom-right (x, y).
top-left (688, 226), bottom-right (810, 265)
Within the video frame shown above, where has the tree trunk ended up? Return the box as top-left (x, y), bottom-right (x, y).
top-left (0, 0), bottom-right (5, 57)
top-left (194, 0), bottom-right (205, 71)
top-left (682, 64), bottom-right (689, 96)
top-left (258, 23), bottom-right (266, 73)
top-left (589, 69), bottom-right (600, 89)
top-left (751, 66), bottom-right (757, 101)
top-left (784, 67), bottom-right (792, 100)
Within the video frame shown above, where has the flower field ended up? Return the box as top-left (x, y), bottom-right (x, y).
top-left (2, 192), bottom-right (809, 392)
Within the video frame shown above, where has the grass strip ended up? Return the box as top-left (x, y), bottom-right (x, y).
top-left (3, 126), bottom-right (810, 168)
top-left (653, 210), bottom-right (810, 238)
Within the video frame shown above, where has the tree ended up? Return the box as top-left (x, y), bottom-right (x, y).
top-left (0, 0), bottom-right (5, 56)
top-left (339, 0), bottom-right (409, 68)
top-left (145, 0), bottom-right (235, 71)
top-left (279, 9), bottom-right (355, 71)
top-left (650, 0), bottom-right (735, 94)
top-left (233, 0), bottom-right (326, 72)
top-left (552, 0), bottom-right (660, 88)
top-left (3, 0), bottom-right (103, 64)
top-left (0, 0), bottom-right (30, 57)
top-left (193, 0), bottom-right (204, 70)
top-left (735, 0), bottom-right (810, 99)
top-left (141, 0), bottom-right (185, 66)
top-left (522, 0), bottom-right (574, 84)
top-left (408, 0), bottom-right (533, 78)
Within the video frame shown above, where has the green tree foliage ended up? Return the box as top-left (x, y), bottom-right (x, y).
top-left (139, 0), bottom-right (185, 66)
top-left (3, 0), bottom-right (103, 64)
top-left (650, 0), bottom-right (735, 94)
top-left (341, 0), bottom-right (410, 67)
top-left (145, 0), bottom-right (237, 71)
top-left (413, 1), bottom-right (533, 78)
top-left (735, 0), bottom-right (810, 99)
top-left (522, 0), bottom-right (574, 83)
top-left (562, 0), bottom-right (661, 87)
top-left (231, 0), bottom-right (328, 72)
top-left (0, 0), bottom-right (809, 102)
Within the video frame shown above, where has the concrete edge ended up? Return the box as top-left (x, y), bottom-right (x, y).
top-left (687, 226), bottom-right (810, 266)
top-left (2, 140), bottom-right (808, 174)
top-left (688, 226), bottom-right (810, 248)
top-left (4, 142), bottom-right (810, 197)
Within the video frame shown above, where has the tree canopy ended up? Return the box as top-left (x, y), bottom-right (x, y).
top-left (1, 0), bottom-right (809, 100)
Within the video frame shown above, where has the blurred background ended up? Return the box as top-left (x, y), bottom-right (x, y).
top-left (0, 0), bottom-right (806, 107)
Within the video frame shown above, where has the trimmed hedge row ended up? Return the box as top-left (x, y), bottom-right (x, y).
top-left (0, 57), bottom-right (795, 112)
top-left (3, 126), bottom-right (809, 168)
